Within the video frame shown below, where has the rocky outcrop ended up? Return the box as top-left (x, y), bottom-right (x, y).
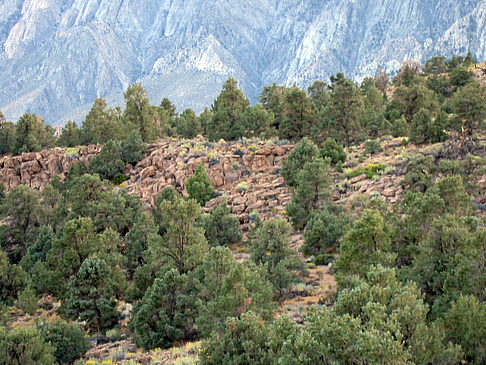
top-left (0, 146), bottom-right (101, 190)
top-left (1, 1), bottom-right (485, 124)
top-left (123, 140), bottom-right (293, 228)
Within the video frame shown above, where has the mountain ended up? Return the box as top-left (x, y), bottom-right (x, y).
top-left (1, 0), bottom-right (486, 125)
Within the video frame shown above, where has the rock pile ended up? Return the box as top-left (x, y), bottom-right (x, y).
top-left (124, 139), bottom-right (293, 229)
top-left (0, 145), bottom-right (101, 190)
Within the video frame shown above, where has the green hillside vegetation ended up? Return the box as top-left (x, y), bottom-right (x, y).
top-left (1, 53), bottom-right (486, 364)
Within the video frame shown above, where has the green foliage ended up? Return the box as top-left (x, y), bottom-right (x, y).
top-left (196, 258), bottom-right (274, 337)
top-left (200, 199), bottom-right (242, 247)
top-left (13, 113), bottom-right (55, 154)
top-left (0, 249), bottom-right (28, 305)
top-left (287, 158), bottom-right (332, 230)
top-left (38, 319), bottom-right (89, 365)
top-left (346, 163), bottom-right (385, 179)
top-left (123, 83), bottom-right (158, 142)
top-left (200, 311), bottom-right (271, 365)
top-left (281, 137), bottom-right (320, 187)
top-left (391, 115), bottom-right (410, 137)
top-left (409, 108), bottom-right (448, 144)
top-left (279, 86), bottom-right (315, 140)
top-left (64, 255), bottom-right (121, 332)
top-left (313, 266), bottom-right (462, 364)
top-left (403, 155), bottom-right (437, 192)
top-left (303, 205), bottom-right (348, 255)
top-left (334, 209), bottom-right (396, 287)
top-left (0, 326), bottom-right (56, 365)
top-left (89, 139), bottom-right (125, 180)
top-left (323, 73), bottom-right (365, 145)
top-left (0, 119), bottom-right (16, 154)
top-left (186, 163), bottom-right (215, 206)
top-left (240, 103), bottom-right (271, 138)
top-left (207, 78), bottom-right (250, 141)
top-left (45, 218), bottom-right (123, 297)
top-left (81, 98), bottom-right (123, 145)
top-left (446, 79), bottom-right (486, 137)
top-left (121, 129), bottom-right (147, 165)
top-left (364, 138), bottom-right (382, 155)
top-left (249, 217), bottom-right (305, 298)
top-left (0, 185), bottom-right (41, 263)
top-left (16, 286), bottom-right (37, 315)
top-left (444, 295), bottom-right (486, 364)
top-left (131, 268), bottom-right (197, 349)
top-left (124, 212), bottom-right (160, 278)
top-left (320, 138), bottom-right (346, 164)
top-left (112, 173), bottom-right (129, 185)
top-left (149, 197), bottom-right (208, 274)
top-left (175, 108), bottom-right (202, 138)
top-left (57, 121), bottom-right (81, 147)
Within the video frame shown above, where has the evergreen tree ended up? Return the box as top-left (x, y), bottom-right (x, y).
top-left (447, 79), bottom-right (486, 139)
top-left (286, 158), bottom-right (332, 230)
top-left (186, 163), bottom-right (215, 206)
top-left (121, 129), bottom-right (147, 165)
top-left (279, 86), bottom-right (316, 140)
top-left (175, 108), bottom-right (202, 138)
top-left (131, 268), bottom-right (197, 349)
top-left (149, 197), bottom-right (208, 274)
top-left (303, 205), bottom-right (348, 255)
top-left (81, 98), bottom-right (123, 144)
top-left (281, 137), bottom-right (320, 187)
top-left (57, 121), bottom-right (80, 147)
top-left (37, 319), bottom-right (89, 365)
top-left (240, 103), bottom-right (271, 138)
top-left (89, 139), bottom-right (125, 180)
top-left (207, 78), bottom-right (250, 141)
top-left (64, 255), bottom-right (121, 332)
top-left (323, 73), bottom-right (365, 145)
top-left (334, 209), bottom-right (396, 287)
top-left (0, 249), bottom-right (28, 305)
top-left (249, 217), bottom-right (305, 298)
top-left (200, 199), bottom-right (242, 247)
top-left (123, 83), bottom-right (158, 142)
top-left (259, 83), bottom-right (287, 130)
top-left (200, 311), bottom-right (271, 365)
top-left (0, 118), bottom-right (15, 154)
top-left (14, 113), bottom-right (54, 154)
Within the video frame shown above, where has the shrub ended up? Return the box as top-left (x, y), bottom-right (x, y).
top-left (364, 139), bottom-right (382, 155)
top-left (121, 129), bottom-right (147, 165)
top-left (201, 200), bottom-right (242, 247)
top-left (287, 158), bottom-right (332, 230)
top-left (38, 319), bottom-right (89, 364)
top-left (186, 163), bottom-right (215, 206)
top-left (89, 139), bottom-right (125, 180)
top-left (0, 326), bottom-right (56, 365)
top-left (303, 205), bottom-right (348, 255)
top-left (131, 268), bottom-right (196, 349)
top-left (320, 138), bottom-right (346, 164)
top-left (281, 137), bottom-right (320, 187)
top-left (200, 311), bottom-right (271, 365)
top-left (346, 163), bottom-right (385, 179)
top-left (113, 174), bottom-right (129, 185)
top-left (16, 286), bottom-right (37, 315)
top-left (403, 155), bottom-right (437, 193)
top-left (249, 217), bottom-right (305, 298)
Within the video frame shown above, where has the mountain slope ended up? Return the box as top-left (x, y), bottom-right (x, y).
top-left (1, 0), bottom-right (485, 124)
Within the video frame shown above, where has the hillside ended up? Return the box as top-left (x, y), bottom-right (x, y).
top-left (1, 0), bottom-right (486, 124)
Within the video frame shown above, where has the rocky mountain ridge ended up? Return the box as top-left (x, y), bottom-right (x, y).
top-left (1, 0), bottom-right (486, 125)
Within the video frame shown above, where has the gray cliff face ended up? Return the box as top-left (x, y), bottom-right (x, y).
top-left (0, 0), bottom-right (485, 125)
